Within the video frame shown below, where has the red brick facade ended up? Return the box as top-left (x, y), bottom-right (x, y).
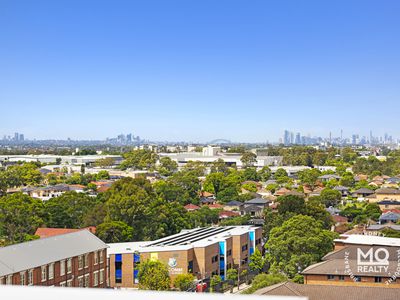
top-left (0, 249), bottom-right (107, 288)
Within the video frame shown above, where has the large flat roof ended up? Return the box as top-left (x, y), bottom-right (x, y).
top-left (107, 226), bottom-right (259, 254)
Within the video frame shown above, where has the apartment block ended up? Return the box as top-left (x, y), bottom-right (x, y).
top-left (0, 230), bottom-right (107, 288)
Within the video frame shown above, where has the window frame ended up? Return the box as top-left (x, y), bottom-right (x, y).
top-left (48, 263), bottom-right (54, 280)
top-left (41, 266), bottom-right (47, 282)
top-left (60, 260), bottom-right (66, 276)
top-left (20, 272), bottom-right (26, 285)
top-left (67, 258), bottom-right (72, 274)
top-left (28, 269), bottom-right (33, 286)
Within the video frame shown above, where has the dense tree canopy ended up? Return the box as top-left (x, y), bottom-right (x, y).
top-left (265, 215), bottom-right (337, 277)
top-left (96, 221), bottom-right (133, 243)
top-left (0, 193), bottom-right (45, 244)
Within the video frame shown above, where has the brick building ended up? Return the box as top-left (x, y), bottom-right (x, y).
top-left (302, 235), bottom-right (400, 288)
top-left (107, 226), bottom-right (263, 289)
top-left (0, 230), bottom-right (107, 288)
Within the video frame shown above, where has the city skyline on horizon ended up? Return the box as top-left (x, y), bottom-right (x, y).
top-left (1, 129), bottom-right (398, 145)
top-left (1, 1), bottom-right (400, 142)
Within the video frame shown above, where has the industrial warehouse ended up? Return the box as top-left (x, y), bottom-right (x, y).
top-left (107, 226), bottom-right (263, 288)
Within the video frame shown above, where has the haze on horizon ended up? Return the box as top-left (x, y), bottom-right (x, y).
top-left (1, 0), bottom-right (399, 143)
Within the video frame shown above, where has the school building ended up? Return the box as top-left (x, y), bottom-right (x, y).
top-left (107, 226), bottom-right (263, 288)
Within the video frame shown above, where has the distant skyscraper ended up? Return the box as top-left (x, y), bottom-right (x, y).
top-left (283, 130), bottom-right (290, 146)
top-left (14, 132), bottom-right (19, 141)
top-left (19, 134), bottom-right (24, 141)
top-left (295, 133), bottom-right (301, 144)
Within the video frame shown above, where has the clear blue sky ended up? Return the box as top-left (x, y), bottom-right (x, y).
top-left (1, 0), bottom-right (399, 142)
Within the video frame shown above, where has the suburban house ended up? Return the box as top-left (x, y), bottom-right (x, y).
top-left (352, 188), bottom-right (375, 199)
top-left (183, 204), bottom-right (200, 212)
top-left (23, 184), bottom-right (70, 201)
top-left (223, 200), bottom-right (243, 212)
top-left (377, 200), bottom-right (400, 211)
top-left (333, 186), bottom-right (350, 197)
top-left (318, 174), bottom-right (341, 182)
top-left (379, 211), bottom-right (400, 224)
top-left (374, 188), bottom-right (400, 201)
top-left (365, 224), bottom-right (400, 235)
top-left (240, 198), bottom-right (270, 217)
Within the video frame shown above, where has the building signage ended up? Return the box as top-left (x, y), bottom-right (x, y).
top-left (168, 257), bottom-right (183, 274)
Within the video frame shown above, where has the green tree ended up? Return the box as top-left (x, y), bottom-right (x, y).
top-left (258, 166), bottom-right (272, 181)
top-left (96, 170), bottom-right (110, 180)
top-left (210, 275), bottom-right (222, 292)
top-left (241, 152), bottom-right (257, 167)
top-left (297, 168), bottom-right (321, 188)
top-left (249, 248), bottom-right (266, 273)
top-left (157, 157), bottom-right (178, 176)
top-left (274, 168), bottom-right (289, 184)
top-left (44, 191), bottom-right (99, 228)
top-left (94, 157), bottom-right (115, 168)
top-left (96, 221), bottom-right (133, 243)
top-left (265, 215), bottom-right (337, 278)
top-left (173, 274), bottom-right (195, 291)
top-left (0, 193), bottom-right (45, 244)
top-left (320, 188), bottom-right (342, 207)
top-left (242, 182), bottom-right (258, 193)
top-left (277, 195), bottom-right (306, 215)
top-left (305, 199), bottom-right (333, 229)
top-left (210, 159), bottom-right (229, 175)
top-left (138, 260), bottom-right (171, 290)
top-left (226, 268), bottom-right (238, 282)
top-left (120, 149), bottom-right (159, 170)
top-left (243, 167), bottom-right (260, 181)
top-left (241, 273), bottom-right (286, 294)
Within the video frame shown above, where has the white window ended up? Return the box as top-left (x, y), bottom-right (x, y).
top-left (41, 266), bottom-right (47, 282)
top-left (94, 252), bottom-right (99, 265)
top-left (67, 279), bottom-right (73, 287)
top-left (48, 263), bottom-right (54, 280)
top-left (67, 258), bottom-right (72, 274)
top-left (84, 274), bottom-right (89, 288)
top-left (84, 254), bottom-right (89, 268)
top-left (99, 269), bottom-right (104, 284)
top-left (6, 275), bottom-right (12, 285)
top-left (20, 272), bottom-right (25, 285)
top-left (60, 260), bottom-right (65, 276)
top-left (28, 270), bottom-right (33, 285)
top-left (93, 271), bottom-right (99, 286)
top-left (99, 250), bottom-right (104, 263)
top-left (60, 281), bottom-right (66, 287)
top-left (78, 276), bottom-right (84, 287)
top-left (78, 256), bottom-right (83, 270)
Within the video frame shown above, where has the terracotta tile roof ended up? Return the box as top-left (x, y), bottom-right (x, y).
top-left (184, 204), bottom-right (200, 211)
top-left (208, 203), bottom-right (223, 209)
top-left (35, 227), bottom-right (96, 239)
top-left (332, 215), bottom-right (348, 223)
top-left (274, 187), bottom-right (291, 196)
top-left (199, 191), bottom-right (214, 198)
top-left (97, 185), bottom-right (111, 193)
top-left (219, 210), bottom-right (240, 218)
top-left (383, 209), bottom-right (400, 214)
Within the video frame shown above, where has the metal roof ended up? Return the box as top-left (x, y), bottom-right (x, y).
top-left (0, 230), bottom-right (107, 277)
